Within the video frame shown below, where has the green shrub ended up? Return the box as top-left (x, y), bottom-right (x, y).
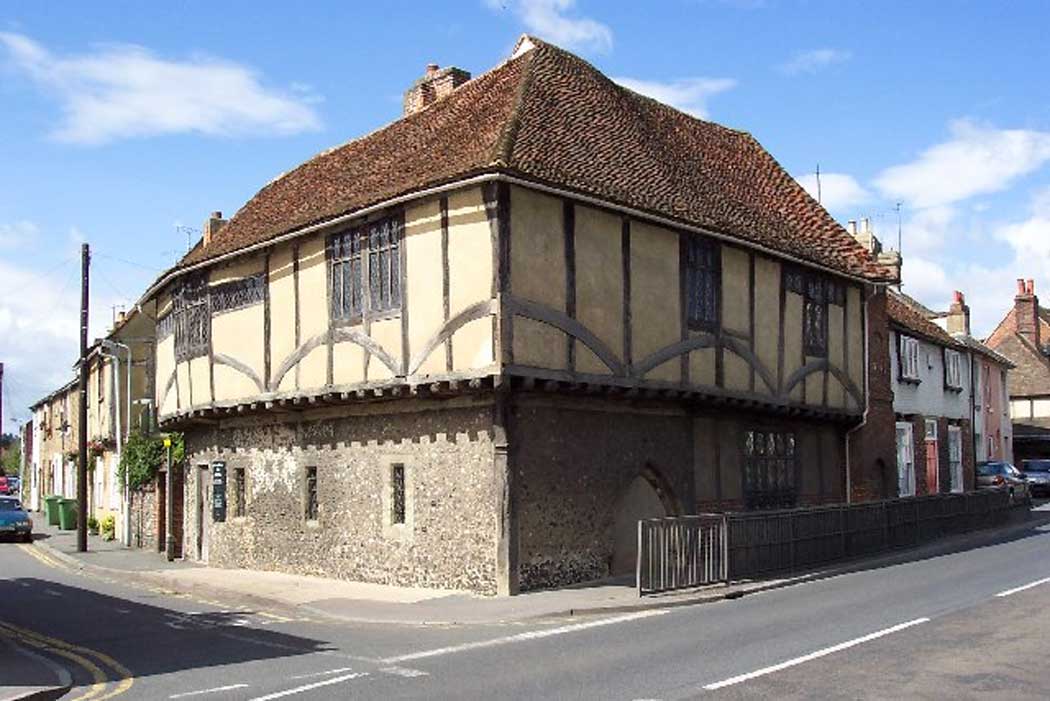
top-left (118, 432), bottom-right (183, 490)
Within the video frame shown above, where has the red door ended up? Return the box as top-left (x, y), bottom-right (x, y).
top-left (925, 439), bottom-right (938, 494)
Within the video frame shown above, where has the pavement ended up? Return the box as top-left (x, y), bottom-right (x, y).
top-left (26, 503), bottom-right (1048, 626)
top-left (1, 502), bottom-right (1050, 699)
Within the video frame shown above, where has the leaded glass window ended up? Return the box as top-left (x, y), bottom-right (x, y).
top-left (173, 275), bottom-right (209, 362)
top-left (328, 214), bottom-right (401, 322)
top-left (685, 237), bottom-right (720, 331)
top-left (743, 429), bottom-right (798, 509)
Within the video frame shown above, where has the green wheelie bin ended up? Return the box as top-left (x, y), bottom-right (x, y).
top-left (58, 498), bottom-right (78, 530)
top-left (44, 495), bottom-right (61, 526)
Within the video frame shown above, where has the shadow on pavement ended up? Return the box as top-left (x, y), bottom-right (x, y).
top-left (0, 575), bottom-right (334, 690)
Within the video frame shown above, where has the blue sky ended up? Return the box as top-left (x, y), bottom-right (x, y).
top-left (3, 0), bottom-right (1050, 427)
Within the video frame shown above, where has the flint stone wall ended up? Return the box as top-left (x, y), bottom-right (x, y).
top-left (182, 401), bottom-right (499, 594)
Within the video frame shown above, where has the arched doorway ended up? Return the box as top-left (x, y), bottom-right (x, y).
top-left (611, 468), bottom-right (679, 576)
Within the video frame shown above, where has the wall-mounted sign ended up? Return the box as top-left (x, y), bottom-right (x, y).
top-left (211, 460), bottom-right (227, 523)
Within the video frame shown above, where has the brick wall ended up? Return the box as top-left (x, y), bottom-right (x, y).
top-left (849, 287), bottom-right (898, 501)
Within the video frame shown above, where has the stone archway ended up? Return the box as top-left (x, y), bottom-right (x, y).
top-left (610, 467), bottom-right (680, 576)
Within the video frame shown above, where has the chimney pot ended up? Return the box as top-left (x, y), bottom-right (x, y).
top-left (211, 211), bottom-right (222, 219)
top-left (954, 290), bottom-right (964, 304)
top-left (847, 220), bottom-right (857, 235)
top-left (948, 289), bottom-right (971, 336)
top-left (1018, 279), bottom-right (1027, 295)
top-left (1028, 279), bottom-right (1035, 295)
top-left (861, 217), bottom-right (870, 234)
top-left (202, 210), bottom-right (228, 248)
top-left (426, 63), bottom-right (439, 75)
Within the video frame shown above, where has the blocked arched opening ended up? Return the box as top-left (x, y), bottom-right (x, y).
top-left (610, 466), bottom-right (681, 576)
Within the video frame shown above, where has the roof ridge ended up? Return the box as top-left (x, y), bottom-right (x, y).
top-left (493, 40), bottom-right (539, 167)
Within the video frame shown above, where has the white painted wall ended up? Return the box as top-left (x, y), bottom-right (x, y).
top-left (890, 330), bottom-right (971, 419)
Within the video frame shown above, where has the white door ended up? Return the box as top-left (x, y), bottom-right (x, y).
top-left (896, 422), bottom-right (916, 497)
top-left (948, 426), bottom-right (963, 493)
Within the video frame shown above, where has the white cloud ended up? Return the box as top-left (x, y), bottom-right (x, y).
top-left (0, 256), bottom-right (122, 425)
top-left (897, 190), bottom-right (1050, 337)
top-left (795, 172), bottom-right (870, 212)
top-left (0, 32), bottom-right (322, 145)
top-left (487, 0), bottom-right (613, 53)
top-left (612, 77), bottom-right (737, 119)
top-left (874, 119), bottom-right (1050, 209)
top-left (777, 48), bottom-right (851, 75)
top-left (0, 220), bottom-right (39, 249)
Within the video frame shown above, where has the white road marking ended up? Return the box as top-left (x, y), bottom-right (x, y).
top-left (383, 609), bottom-right (670, 664)
top-left (169, 684), bottom-right (250, 698)
top-left (702, 618), bottom-right (930, 690)
top-left (248, 672), bottom-right (367, 700)
top-left (287, 667), bottom-right (355, 680)
top-left (380, 666), bottom-right (429, 678)
top-left (995, 576), bottom-right (1050, 598)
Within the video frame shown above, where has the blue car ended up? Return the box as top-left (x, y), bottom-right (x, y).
top-left (0, 496), bottom-right (33, 542)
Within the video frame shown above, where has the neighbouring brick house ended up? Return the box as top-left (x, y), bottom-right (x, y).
top-left (141, 36), bottom-right (894, 595)
top-left (986, 279), bottom-right (1050, 462)
top-left (887, 292), bottom-right (975, 496)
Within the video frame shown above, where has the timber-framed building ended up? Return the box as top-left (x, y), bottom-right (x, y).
top-left (143, 36), bottom-right (893, 594)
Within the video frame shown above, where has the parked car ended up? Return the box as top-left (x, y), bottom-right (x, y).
top-left (4, 475), bottom-right (20, 496)
top-left (976, 461), bottom-right (1032, 506)
top-left (1021, 460), bottom-right (1050, 498)
top-left (0, 497), bottom-right (33, 542)
top-left (0, 476), bottom-right (8, 496)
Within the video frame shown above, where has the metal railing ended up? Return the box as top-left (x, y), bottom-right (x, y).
top-left (637, 489), bottom-right (1012, 596)
top-left (637, 514), bottom-right (727, 595)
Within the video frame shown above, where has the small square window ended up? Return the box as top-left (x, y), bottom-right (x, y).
top-left (304, 466), bottom-right (318, 521)
top-left (391, 464), bottom-right (406, 525)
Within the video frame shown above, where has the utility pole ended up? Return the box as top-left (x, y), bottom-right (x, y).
top-left (165, 435), bottom-right (174, 561)
top-left (77, 243), bottom-right (89, 553)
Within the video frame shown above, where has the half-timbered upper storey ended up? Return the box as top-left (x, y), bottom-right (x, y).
top-left (147, 36), bottom-right (891, 425)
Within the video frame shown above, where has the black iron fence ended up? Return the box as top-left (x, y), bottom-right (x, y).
top-left (638, 489), bottom-right (1012, 595)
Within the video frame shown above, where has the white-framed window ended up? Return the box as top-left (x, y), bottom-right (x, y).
top-left (924, 419), bottom-right (938, 441)
top-left (900, 335), bottom-right (921, 381)
top-left (945, 349), bottom-right (963, 389)
top-left (895, 422), bottom-right (916, 497)
top-left (948, 426), bottom-right (963, 493)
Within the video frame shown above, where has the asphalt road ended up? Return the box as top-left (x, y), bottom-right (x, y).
top-left (2, 508), bottom-right (1050, 700)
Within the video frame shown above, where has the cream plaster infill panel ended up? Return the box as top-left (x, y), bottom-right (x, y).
top-left (367, 317), bottom-right (403, 382)
top-left (576, 342), bottom-right (611, 376)
top-left (333, 341), bottom-right (365, 386)
top-left (724, 350), bottom-right (750, 393)
top-left (630, 220), bottom-right (680, 382)
top-left (509, 185), bottom-right (565, 309)
top-left (176, 362), bottom-right (190, 411)
top-left (297, 233), bottom-right (329, 340)
top-left (753, 257), bottom-right (781, 386)
top-left (405, 198), bottom-right (445, 377)
top-left (828, 303), bottom-right (845, 374)
top-left (451, 316), bottom-right (494, 372)
top-left (804, 369), bottom-right (822, 406)
top-left (190, 356), bottom-right (212, 406)
top-left (721, 246), bottom-right (750, 337)
top-left (447, 186), bottom-right (494, 316)
top-left (212, 304), bottom-right (264, 377)
top-left (574, 204), bottom-right (623, 353)
top-left (269, 243), bottom-right (297, 387)
top-left (209, 254), bottom-right (264, 286)
top-left (689, 346), bottom-right (717, 387)
top-left (783, 292), bottom-right (804, 379)
top-left (513, 317), bottom-right (566, 370)
top-left (298, 344), bottom-right (328, 392)
top-left (828, 373), bottom-right (846, 409)
top-left (213, 364), bottom-right (257, 404)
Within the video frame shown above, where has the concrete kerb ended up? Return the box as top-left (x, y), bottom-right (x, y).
top-left (30, 507), bottom-right (1047, 625)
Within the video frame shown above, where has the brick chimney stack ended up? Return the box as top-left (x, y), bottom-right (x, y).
top-left (202, 211), bottom-right (226, 248)
top-left (403, 63), bottom-right (471, 115)
top-left (947, 290), bottom-right (971, 336)
top-left (1015, 278), bottom-right (1041, 348)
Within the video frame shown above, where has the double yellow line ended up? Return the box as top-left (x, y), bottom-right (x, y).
top-left (0, 620), bottom-right (134, 700)
top-left (16, 542), bottom-right (69, 571)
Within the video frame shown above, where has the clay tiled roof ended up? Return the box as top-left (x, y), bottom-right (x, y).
top-left (887, 292), bottom-right (961, 348)
top-left (989, 333), bottom-right (1050, 397)
top-left (177, 36), bottom-right (891, 282)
